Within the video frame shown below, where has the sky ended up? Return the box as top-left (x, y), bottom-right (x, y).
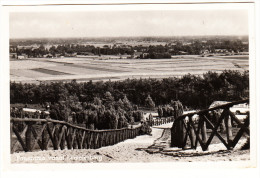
top-left (9, 10), bottom-right (248, 38)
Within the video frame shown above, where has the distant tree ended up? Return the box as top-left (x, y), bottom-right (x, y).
top-left (148, 113), bottom-right (153, 122)
top-left (103, 91), bottom-right (114, 108)
top-left (93, 97), bottom-right (102, 106)
top-left (122, 95), bottom-right (132, 111)
top-left (117, 113), bottom-right (128, 129)
top-left (114, 99), bottom-right (124, 110)
top-left (132, 110), bottom-right (144, 122)
top-left (145, 95), bottom-right (155, 110)
top-left (49, 102), bottom-right (70, 122)
top-left (158, 106), bottom-right (163, 118)
top-left (85, 110), bottom-right (98, 129)
top-left (104, 108), bottom-right (118, 129)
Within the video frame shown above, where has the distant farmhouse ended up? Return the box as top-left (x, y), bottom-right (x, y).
top-left (17, 54), bottom-right (28, 60)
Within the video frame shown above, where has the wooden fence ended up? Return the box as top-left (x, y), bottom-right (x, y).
top-left (171, 99), bottom-right (249, 151)
top-left (147, 117), bottom-right (174, 126)
top-left (11, 118), bottom-right (142, 153)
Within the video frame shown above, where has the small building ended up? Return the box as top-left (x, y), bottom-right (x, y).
top-left (17, 55), bottom-right (26, 60)
top-left (215, 49), bottom-right (229, 54)
top-left (43, 54), bottom-right (53, 58)
top-left (22, 108), bottom-right (50, 116)
top-left (200, 49), bottom-right (210, 55)
top-left (64, 52), bottom-right (77, 57)
top-left (17, 53), bottom-right (28, 59)
top-left (134, 52), bottom-right (142, 58)
top-left (179, 51), bottom-right (188, 55)
top-left (120, 55), bottom-right (131, 59)
top-left (140, 53), bottom-right (149, 58)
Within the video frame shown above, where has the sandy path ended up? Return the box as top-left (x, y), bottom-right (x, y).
top-left (11, 123), bottom-right (250, 163)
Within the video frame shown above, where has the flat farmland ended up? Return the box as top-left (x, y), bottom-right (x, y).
top-left (9, 55), bottom-right (249, 84)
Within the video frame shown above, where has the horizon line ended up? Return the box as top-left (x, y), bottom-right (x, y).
top-left (10, 34), bottom-right (249, 40)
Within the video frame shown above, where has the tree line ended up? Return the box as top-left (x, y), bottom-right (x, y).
top-left (10, 70), bottom-right (249, 110)
top-left (10, 70), bottom-right (249, 130)
top-left (10, 39), bottom-right (248, 58)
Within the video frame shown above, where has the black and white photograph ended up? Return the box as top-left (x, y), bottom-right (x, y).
top-left (0, 0), bottom-right (259, 176)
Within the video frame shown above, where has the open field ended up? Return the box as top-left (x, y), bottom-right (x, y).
top-left (10, 55), bottom-right (249, 84)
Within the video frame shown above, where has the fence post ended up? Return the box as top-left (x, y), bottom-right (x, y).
top-left (225, 111), bottom-right (233, 150)
top-left (200, 114), bottom-right (208, 150)
top-left (73, 130), bottom-right (77, 149)
top-left (104, 132), bottom-right (108, 146)
top-left (118, 130), bottom-right (121, 142)
top-left (100, 132), bottom-right (104, 147)
top-left (175, 103), bottom-right (184, 148)
top-left (111, 132), bottom-right (114, 145)
top-left (189, 116), bottom-right (196, 149)
top-left (171, 122), bottom-right (177, 147)
top-left (60, 126), bottom-right (66, 150)
top-left (171, 118), bottom-right (184, 147)
top-left (95, 132), bottom-right (99, 148)
top-left (112, 131), bottom-right (115, 145)
top-left (102, 132), bottom-right (105, 147)
top-left (115, 131), bottom-right (118, 143)
top-left (66, 127), bottom-right (72, 149)
top-left (88, 131), bottom-right (93, 148)
top-left (42, 123), bottom-right (48, 150)
top-left (25, 122), bottom-right (33, 152)
top-left (122, 130), bottom-right (125, 140)
top-left (179, 119), bottom-right (186, 148)
top-left (109, 132), bottom-right (112, 146)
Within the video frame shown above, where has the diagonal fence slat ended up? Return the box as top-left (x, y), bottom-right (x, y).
top-left (12, 124), bottom-right (28, 152)
top-left (201, 114), bottom-right (229, 150)
top-left (204, 108), bottom-right (228, 150)
top-left (171, 99), bottom-right (249, 151)
top-left (10, 117), bottom-right (145, 153)
top-left (228, 110), bottom-right (250, 135)
top-left (232, 116), bottom-right (250, 148)
top-left (189, 117), bottom-right (207, 151)
top-left (30, 123), bottom-right (47, 151)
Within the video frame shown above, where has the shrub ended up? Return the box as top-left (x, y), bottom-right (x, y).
top-left (139, 122), bottom-right (152, 135)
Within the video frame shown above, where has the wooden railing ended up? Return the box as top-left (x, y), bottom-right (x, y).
top-left (147, 117), bottom-right (174, 126)
top-left (171, 99), bottom-right (249, 151)
top-left (11, 118), bottom-right (142, 153)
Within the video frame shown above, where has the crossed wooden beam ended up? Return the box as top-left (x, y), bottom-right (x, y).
top-left (11, 118), bottom-right (141, 153)
top-left (171, 99), bottom-right (249, 151)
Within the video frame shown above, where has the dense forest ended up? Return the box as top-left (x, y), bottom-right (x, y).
top-left (10, 70), bottom-right (249, 130)
top-left (10, 70), bottom-right (249, 109)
